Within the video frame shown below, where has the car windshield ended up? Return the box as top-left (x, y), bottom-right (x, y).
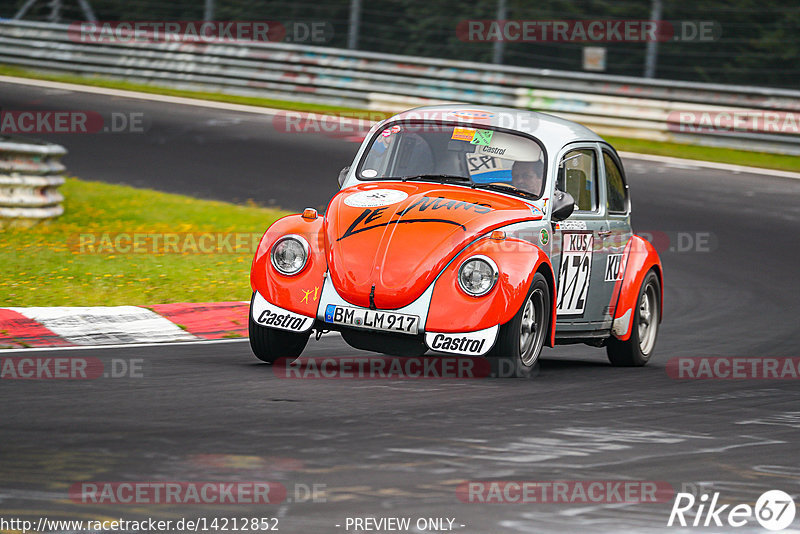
top-left (357, 122), bottom-right (546, 199)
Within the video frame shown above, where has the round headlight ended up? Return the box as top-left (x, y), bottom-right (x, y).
top-left (458, 256), bottom-right (499, 297)
top-left (271, 235), bottom-right (309, 276)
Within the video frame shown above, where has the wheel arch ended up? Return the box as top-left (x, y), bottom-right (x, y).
top-left (610, 235), bottom-right (663, 341)
top-left (426, 236), bottom-right (552, 333)
top-left (535, 260), bottom-right (557, 348)
top-left (250, 214), bottom-right (327, 318)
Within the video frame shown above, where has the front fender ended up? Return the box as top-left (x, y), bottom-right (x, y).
top-left (426, 237), bottom-right (556, 347)
top-left (611, 235), bottom-right (663, 341)
top-left (250, 214), bottom-right (327, 318)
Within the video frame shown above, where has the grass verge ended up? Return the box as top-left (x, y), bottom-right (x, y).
top-left (2, 64), bottom-right (798, 172)
top-left (0, 178), bottom-right (290, 307)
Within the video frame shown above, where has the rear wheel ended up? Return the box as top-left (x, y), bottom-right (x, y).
top-left (488, 272), bottom-right (550, 378)
top-left (248, 294), bottom-right (309, 364)
top-left (606, 270), bottom-right (660, 367)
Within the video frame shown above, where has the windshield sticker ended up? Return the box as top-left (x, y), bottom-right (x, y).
top-left (452, 127), bottom-right (476, 141)
top-left (380, 125), bottom-right (401, 137)
top-left (556, 220), bottom-right (588, 231)
top-left (449, 110), bottom-right (495, 121)
top-left (477, 145), bottom-right (506, 156)
top-left (344, 189), bottom-right (408, 208)
top-left (466, 154), bottom-right (513, 183)
top-left (361, 169), bottom-right (378, 178)
top-left (470, 129), bottom-right (494, 146)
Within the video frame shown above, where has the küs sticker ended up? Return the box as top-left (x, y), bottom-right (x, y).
top-left (344, 189), bottom-right (408, 208)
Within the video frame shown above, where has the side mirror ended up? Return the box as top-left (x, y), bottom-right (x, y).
top-left (337, 166), bottom-right (350, 187)
top-left (551, 189), bottom-right (576, 222)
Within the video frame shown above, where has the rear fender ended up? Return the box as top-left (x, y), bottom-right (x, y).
top-left (611, 235), bottom-right (663, 341)
top-left (426, 237), bottom-right (557, 347)
top-left (250, 214), bottom-right (327, 318)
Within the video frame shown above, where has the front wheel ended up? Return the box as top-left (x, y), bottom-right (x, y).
top-left (606, 270), bottom-right (660, 367)
top-left (488, 272), bottom-right (550, 378)
top-left (248, 294), bottom-right (309, 364)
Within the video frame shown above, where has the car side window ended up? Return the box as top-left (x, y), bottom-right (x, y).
top-left (556, 149), bottom-right (598, 212)
top-left (603, 152), bottom-right (628, 214)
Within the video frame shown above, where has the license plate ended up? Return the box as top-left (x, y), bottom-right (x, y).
top-left (324, 304), bottom-right (419, 335)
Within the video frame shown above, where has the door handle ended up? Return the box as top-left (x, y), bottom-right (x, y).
top-left (598, 230), bottom-right (612, 238)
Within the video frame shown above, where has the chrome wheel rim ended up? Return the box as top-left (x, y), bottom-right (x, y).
top-left (520, 288), bottom-right (546, 366)
top-left (637, 283), bottom-right (658, 355)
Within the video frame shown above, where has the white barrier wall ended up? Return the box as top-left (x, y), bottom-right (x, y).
top-left (0, 20), bottom-right (798, 155)
top-left (0, 136), bottom-right (66, 221)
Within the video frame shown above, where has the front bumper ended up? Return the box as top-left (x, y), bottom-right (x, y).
top-left (251, 288), bottom-right (498, 357)
top-left (251, 291), bottom-right (314, 333)
top-left (423, 326), bottom-right (498, 356)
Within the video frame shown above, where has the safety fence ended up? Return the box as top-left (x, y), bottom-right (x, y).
top-left (0, 20), bottom-right (799, 155)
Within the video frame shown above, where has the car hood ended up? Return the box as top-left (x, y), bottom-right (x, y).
top-left (325, 182), bottom-right (541, 309)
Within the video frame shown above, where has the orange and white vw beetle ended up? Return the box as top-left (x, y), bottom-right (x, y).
top-left (249, 106), bottom-right (662, 375)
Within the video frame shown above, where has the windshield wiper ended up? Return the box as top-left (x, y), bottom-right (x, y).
top-left (400, 174), bottom-right (472, 184)
top-left (473, 182), bottom-right (539, 199)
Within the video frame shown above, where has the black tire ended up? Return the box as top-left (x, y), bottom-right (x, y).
top-left (487, 272), bottom-right (550, 378)
top-left (606, 270), bottom-right (660, 367)
top-left (248, 294), bottom-right (310, 364)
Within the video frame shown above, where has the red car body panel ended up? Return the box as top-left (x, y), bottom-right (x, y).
top-left (426, 237), bottom-right (556, 347)
top-left (611, 235), bottom-right (663, 341)
top-left (250, 214), bottom-right (326, 319)
top-left (324, 182), bottom-right (541, 310)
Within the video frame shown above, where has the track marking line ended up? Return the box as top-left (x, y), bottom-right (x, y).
top-left (618, 151), bottom-right (800, 180)
top-left (0, 75), bottom-right (292, 116)
top-left (0, 337), bottom-right (249, 353)
top-left (0, 331), bottom-right (341, 353)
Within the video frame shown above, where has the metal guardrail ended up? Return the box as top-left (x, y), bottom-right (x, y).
top-left (1, 20), bottom-right (799, 155)
top-left (0, 135), bottom-right (66, 221)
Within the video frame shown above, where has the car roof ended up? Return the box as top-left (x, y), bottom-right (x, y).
top-left (385, 104), bottom-right (607, 158)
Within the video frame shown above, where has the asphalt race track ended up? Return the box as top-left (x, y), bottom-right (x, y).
top-left (0, 81), bottom-right (348, 210)
top-left (2, 81), bottom-right (800, 533)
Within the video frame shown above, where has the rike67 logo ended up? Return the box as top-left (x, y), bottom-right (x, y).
top-left (669, 490), bottom-right (796, 530)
